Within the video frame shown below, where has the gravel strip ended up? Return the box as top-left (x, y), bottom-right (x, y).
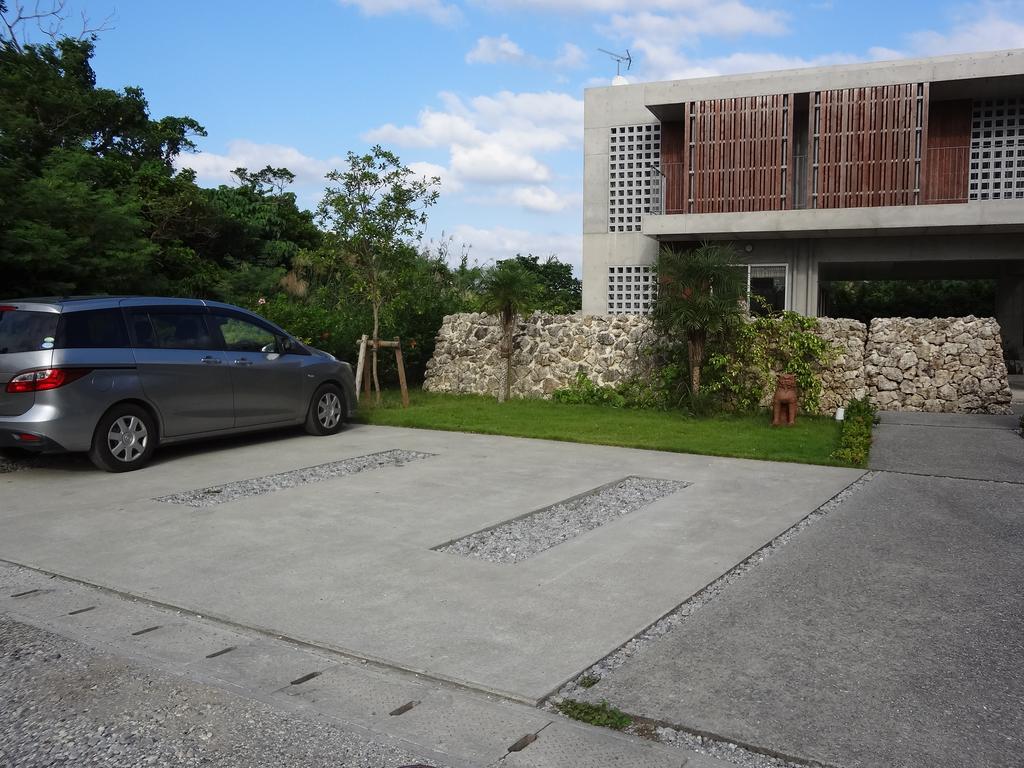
top-left (156, 449), bottom-right (434, 507)
top-left (0, 451), bottom-right (39, 473)
top-left (0, 615), bottom-right (444, 768)
top-left (546, 473), bottom-right (878, 768)
top-left (437, 476), bottom-right (689, 565)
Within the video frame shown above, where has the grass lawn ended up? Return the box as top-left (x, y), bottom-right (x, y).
top-left (357, 390), bottom-right (857, 467)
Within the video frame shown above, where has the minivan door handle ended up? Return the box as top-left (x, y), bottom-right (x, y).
top-left (233, 358), bottom-right (254, 366)
top-left (201, 356), bottom-right (222, 365)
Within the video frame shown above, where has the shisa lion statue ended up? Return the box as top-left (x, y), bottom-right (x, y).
top-left (772, 373), bottom-right (798, 426)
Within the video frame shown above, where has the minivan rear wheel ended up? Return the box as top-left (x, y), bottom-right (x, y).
top-left (89, 404), bottom-right (157, 472)
top-left (304, 384), bottom-right (346, 436)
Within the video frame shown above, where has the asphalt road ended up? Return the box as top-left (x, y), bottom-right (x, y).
top-left (581, 413), bottom-right (1024, 768)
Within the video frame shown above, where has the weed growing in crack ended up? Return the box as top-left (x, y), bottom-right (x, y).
top-left (556, 699), bottom-right (632, 730)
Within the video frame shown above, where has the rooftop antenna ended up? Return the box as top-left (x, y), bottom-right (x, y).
top-left (598, 48), bottom-right (632, 84)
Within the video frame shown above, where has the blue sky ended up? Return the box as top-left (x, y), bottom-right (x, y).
top-left (62, 1), bottom-right (1024, 270)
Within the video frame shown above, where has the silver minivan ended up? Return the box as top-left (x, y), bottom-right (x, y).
top-left (0, 297), bottom-right (358, 472)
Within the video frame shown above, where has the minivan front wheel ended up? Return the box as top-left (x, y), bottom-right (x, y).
top-left (305, 384), bottom-right (346, 436)
top-left (89, 404), bottom-right (157, 472)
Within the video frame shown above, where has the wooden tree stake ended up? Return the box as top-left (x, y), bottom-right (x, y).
top-left (394, 337), bottom-right (410, 409)
top-left (354, 334), bottom-right (368, 403)
top-left (353, 334), bottom-right (409, 409)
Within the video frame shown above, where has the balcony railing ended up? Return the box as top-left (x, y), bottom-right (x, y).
top-left (647, 145), bottom-right (974, 215)
top-left (652, 162), bottom-right (685, 215)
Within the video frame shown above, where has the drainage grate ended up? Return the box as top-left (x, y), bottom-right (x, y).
top-left (389, 700), bottom-right (419, 716)
top-left (155, 450), bottom-right (434, 507)
top-left (507, 733), bottom-right (539, 752)
top-left (436, 477), bottom-right (689, 564)
top-left (11, 589), bottom-right (41, 598)
top-left (130, 625), bottom-right (161, 636)
top-left (68, 606), bottom-right (97, 616)
top-left (205, 646), bottom-right (236, 659)
top-left (289, 671), bottom-right (322, 686)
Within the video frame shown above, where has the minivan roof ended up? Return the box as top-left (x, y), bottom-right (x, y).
top-left (0, 298), bottom-right (282, 327)
top-left (0, 296), bottom-right (212, 310)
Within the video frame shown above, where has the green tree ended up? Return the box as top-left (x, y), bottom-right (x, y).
top-left (201, 166), bottom-right (321, 302)
top-left (499, 254), bottom-right (581, 314)
top-left (316, 146), bottom-right (439, 403)
top-left (652, 242), bottom-right (747, 396)
top-left (820, 279), bottom-right (996, 324)
top-left (0, 36), bottom-right (207, 296)
top-left (0, 24), bottom-right (322, 302)
top-left (479, 260), bottom-right (541, 403)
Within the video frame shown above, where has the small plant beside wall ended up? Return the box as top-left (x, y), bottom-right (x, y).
top-left (702, 310), bottom-right (838, 416)
top-left (830, 397), bottom-right (876, 467)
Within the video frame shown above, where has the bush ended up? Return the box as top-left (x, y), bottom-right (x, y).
top-left (830, 397), bottom-right (876, 466)
top-left (701, 311), bottom-right (838, 415)
top-left (256, 294), bottom-right (364, 362)
top-left (552, 373), bottom-right (671, 410)
top-left (553, 373), bottom-right (626, 407)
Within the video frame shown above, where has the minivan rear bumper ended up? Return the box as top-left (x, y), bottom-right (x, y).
top-left (0, 403), bottom-right (77, 452)
top-left (0, 426), bottom-right (66, 452)
top-left (0, 370), bottom-right (149, 453)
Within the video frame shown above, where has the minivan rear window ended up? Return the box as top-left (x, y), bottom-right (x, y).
top-left (0, 308), bottom-right (60, 354)
top-left (56, 309), bottom-right (130, 348)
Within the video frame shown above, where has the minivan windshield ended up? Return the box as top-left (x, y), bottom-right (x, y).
top-left (0, 308), bottom-right (60, 354)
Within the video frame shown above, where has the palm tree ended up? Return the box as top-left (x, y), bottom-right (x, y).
top-left (479, 260), bottom-right (541, 402)
top-left (652, 242), bottom-right (747, 396)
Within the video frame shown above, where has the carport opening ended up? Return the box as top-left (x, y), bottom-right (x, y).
top-left (818, 258), bottom-right (1023, 366)
top-left (819, 278), bottom-right (996, 323)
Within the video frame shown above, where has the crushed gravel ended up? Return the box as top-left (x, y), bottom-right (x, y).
top-left (547, 473), bottom-right (878, 768)
top-left (0, 451), bottom-right (39, 473)
top-left (437, 476), bottom-right (689, 564)
top-left (156, 449), bottom-right (434, 507)
top-left (0, 615), bottom-right (444, 768)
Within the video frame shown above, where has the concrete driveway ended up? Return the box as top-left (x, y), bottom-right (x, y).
top-left (0, 424), bottom-right (860, 705)
top-left (581, 412), bottom-right (1024, 768)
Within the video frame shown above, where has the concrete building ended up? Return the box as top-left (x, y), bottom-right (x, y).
top-left (583, 49), bottom-right (1024, 358)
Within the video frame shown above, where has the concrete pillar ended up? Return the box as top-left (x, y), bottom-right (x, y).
top-left (995, 264), bottom-right (1024, 361)
top-left (788, 241), bottom-right (818, 316)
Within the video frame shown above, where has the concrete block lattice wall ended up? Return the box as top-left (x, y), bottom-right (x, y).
top-left (423, 313), bottom-right (1014, 415)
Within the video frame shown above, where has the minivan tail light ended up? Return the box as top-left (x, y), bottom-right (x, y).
top-left (6, 368), bottom-right (92, 393)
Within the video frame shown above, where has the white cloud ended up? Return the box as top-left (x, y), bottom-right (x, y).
top-left (364, 89), bottom-right (582, 193)
top-left (900, 9), bottom-right (1024, 56)
top-left (451, 142), bottom-right (552, 183)
top-left (466, 34), bottom-right (528, 63)
top-left (466, 36), bottom-right (588, 70)
top-left (337, 0), bottom-right (461, 24)
top-left (510, 185), bottom-right (573, 212)
top-left (408, 161), bottom-right (462, 192)
top-left (367, 110), bottom-right (484, 149)
top-left (604, 5), bottom-right (787, 47)
top-left (451, 224), bottom-right (582, 272)
top-left (612, 2), bottom-right (1024, 83)
top-left (179, 139), bottom-right (341, 188)
top-left (375, 92), bottom-right (573, 152)
top-left (553, 42), bottom-right (587, 69)
top-left (476, 0), bottom-right (776, 12)
top-left (635, 47), bottom-right (860, 81)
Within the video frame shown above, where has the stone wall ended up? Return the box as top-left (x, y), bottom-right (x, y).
top-left (813, 318), bottom-right (868, 414)
top-left (423, 312), bottom-right (1013, 414)
top-left (423, 312), bottom-right (654, 398)
top-left (865, 316), bottom-right (1013, 414)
